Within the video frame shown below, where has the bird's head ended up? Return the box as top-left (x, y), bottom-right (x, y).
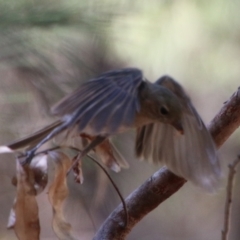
top-left (140, 82), bottom-right (184, 134)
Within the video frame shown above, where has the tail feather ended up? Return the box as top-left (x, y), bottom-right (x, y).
top-left (7, 120), bottom-right (129, 172)
top-left (8, 120), bottom-right (62, 150)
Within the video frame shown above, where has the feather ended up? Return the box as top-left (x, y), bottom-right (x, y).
top-left (135, 76), bottom-right (221, 191)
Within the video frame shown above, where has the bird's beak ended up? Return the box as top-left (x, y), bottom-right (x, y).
top-left (171, 120), bottom-right (184, 135)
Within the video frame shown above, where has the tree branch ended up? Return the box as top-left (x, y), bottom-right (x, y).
top-left (93, 87), bottom-right (240, 240)
top-left (209, 87), bottom-right (240, 147)
top-left (221, 156), bottom-right (240, 240)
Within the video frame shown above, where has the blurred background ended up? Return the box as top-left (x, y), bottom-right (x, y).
top-left (0, 0), bottom-right (240, 239)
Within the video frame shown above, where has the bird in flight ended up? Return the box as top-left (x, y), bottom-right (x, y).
top-left (6, 68), bottom-right (221, 191)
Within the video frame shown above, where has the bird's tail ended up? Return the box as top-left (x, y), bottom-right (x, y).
top-left (7, 120), bottom-right (62, 150)
top-left (7, 120), bottom-right (129, 172)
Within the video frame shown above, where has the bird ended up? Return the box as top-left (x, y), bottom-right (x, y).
top-left (6, 68), bottom-right (221, 191)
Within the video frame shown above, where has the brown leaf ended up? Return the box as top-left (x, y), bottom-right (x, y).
top-left (78, 134), bottom-right (124, 172)
top-left (13, 160), bottom-right (40, 240)
top-left (11, 154), bottom-right (48, 195)
top-left (30, 155), bottom-right (48, 194)
top-left (48, 152), bottom-right (77, 240)
top-left (7, 199), bottom-right (16, 229)
top-left (72, 155), bottom-right (84, 184)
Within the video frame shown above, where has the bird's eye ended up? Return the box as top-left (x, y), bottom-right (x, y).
top-left (160, 106), bottom-right (169, 115)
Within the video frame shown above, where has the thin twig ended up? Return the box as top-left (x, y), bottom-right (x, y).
top-left (221, 155), bottom-right (240, 240)
top-left (86, 154), bottom-right (129, 227)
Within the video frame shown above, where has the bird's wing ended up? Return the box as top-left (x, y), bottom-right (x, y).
top-left (51, 68), bottom-right (143, 135)
top-left (135, 76), bottom-right (221, 192)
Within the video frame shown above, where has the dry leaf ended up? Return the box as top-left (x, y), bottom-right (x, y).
top-left (72, 155), bottom-right (84, 184)
top-left (48, 151), bottom-right (77, 240)
top-left (95, 141), bottom-right (121, 172)
top-left (8, 155), bottom-right (47, 238)
top-left (77, 134), bottom-right (123, 172)
top-left (7, 199), bottom-right (16, 229)
top-left (13, 160), bottom-right (40, 240)
top-left (30, 155), bottom-right (48, 194)
top-left (11, 154), bottom-right (48, 195)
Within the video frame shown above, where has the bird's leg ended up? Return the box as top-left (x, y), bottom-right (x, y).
top-left (22, 122), bottom-right (69, 165)
top-left (69, 135), bottom-right (108, 174)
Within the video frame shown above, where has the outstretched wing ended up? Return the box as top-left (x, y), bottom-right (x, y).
top-left (52, 68), bottom-right (144, 135)
top-left (136, 76), bottom-right (221, 192)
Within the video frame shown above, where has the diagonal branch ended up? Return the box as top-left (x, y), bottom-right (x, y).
top-left (221, 156), bottom-right (240, 240)
top-left (209, 88), bottom-right (240, 147)
top-left (93, 87), bottom-right (240, 240)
